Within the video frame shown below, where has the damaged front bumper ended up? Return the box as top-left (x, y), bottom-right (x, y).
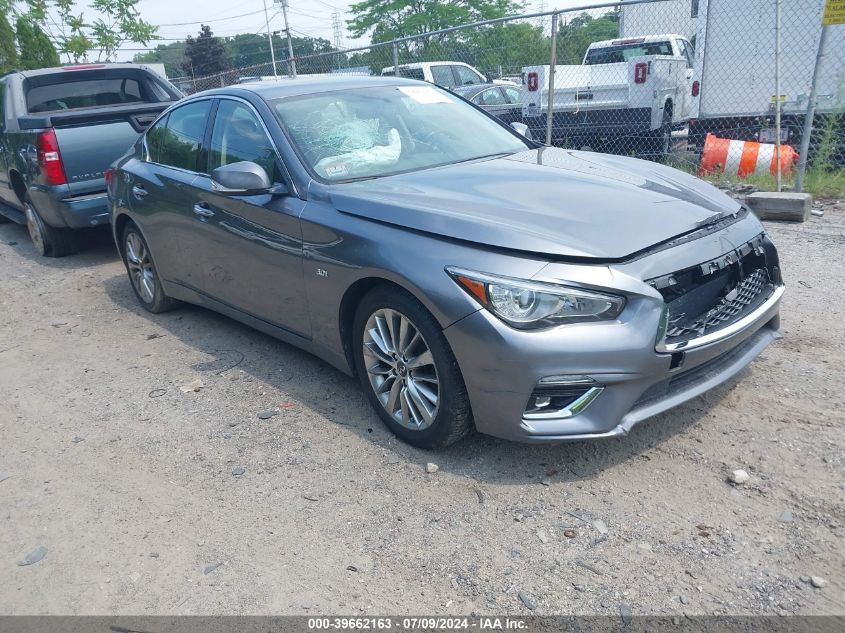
top-left (444, 217), bottom-right (783, 443)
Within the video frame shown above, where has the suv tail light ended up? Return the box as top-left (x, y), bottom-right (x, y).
top-left (527, 71), bottom-right (538, 92)
top-left (104, 167), bottom-right (116, 198)
top-left (634, 62), bottom-right (648, 84)
top-left (37, 129), bottom-right (68, 186)
top-left (692, 80), bottom-right (700, 97)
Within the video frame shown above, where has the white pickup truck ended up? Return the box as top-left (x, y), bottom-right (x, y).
top-left (522, 34), bottom-right (695, 157)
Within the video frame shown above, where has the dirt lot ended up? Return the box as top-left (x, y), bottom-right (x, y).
top-left (0, 203), bottom-right (843, 617)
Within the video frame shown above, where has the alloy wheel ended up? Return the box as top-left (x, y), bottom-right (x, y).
top-left (125, 231), bottom-right (157, 304)
top-left (24, 205), bottom-right (45, 255)
top-left (362, 308), bottom-right (440, 431)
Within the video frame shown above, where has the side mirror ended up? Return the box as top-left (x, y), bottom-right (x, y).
top-left (211, 161), bottom-right (278, 195)
top-left (510, 122), bottom-right (532, 140)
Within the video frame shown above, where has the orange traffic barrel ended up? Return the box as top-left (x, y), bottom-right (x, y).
top-left (699, 133), bottom-right (798, 178)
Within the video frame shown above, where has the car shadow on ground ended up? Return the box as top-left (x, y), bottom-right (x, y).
top-left (0, 222), bottom-right (118, 269)
top-left (101, 271), bottom-right (736, 485)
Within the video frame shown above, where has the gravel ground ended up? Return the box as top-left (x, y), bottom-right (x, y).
top-left (0, 203), bottom-right (843, 616)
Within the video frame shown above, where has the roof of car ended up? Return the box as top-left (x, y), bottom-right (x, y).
top-left (7, 63), bottom-right (161, 79)
top-left (588, 34), bottom-right (685, 49)
top-left (451, 83), bottom-right (515, 96)
top-left (200, 75), bottom-right (430, 100)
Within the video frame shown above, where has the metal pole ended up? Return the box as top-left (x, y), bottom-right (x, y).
top-left (774, 0), bottom-right (782, 191)
top-left (280, 0), bottom-right (297, 78)
top-left (794, 25), bottom-right (830, 192)
top-left (545, 12), bottom-right (559, 146)
top-left (392, 42), bottom-right (400, 77)
top-left (262, 0), bottom-right (278, 79)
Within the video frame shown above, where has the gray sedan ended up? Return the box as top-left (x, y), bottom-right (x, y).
top-left (451, 83), bottom-right (525, 125)
top-left (109, 76), bottom-right (784, 448)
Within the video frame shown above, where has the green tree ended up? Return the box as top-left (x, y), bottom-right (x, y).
top-left (20, 0), bottom-right (158, 62)
top-left (0, 13), bottom-right (18, 73)
top-left (446, 21), bottom-right (548, 77)
top-left (134, 41), bottom-right (186, 78)
top-left (556, 11), bottom-right (620, 64)
top-left (348, 0), bottom-right (520, 43)
top-left (226, 32), bottom-right (335, 76)
top-left (183, 25), bottom-right (229, 77)
top-left (15, 16), bottom-right (61, 70)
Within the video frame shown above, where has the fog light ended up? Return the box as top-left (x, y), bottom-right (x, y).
top-left (524, 385), bottom-right (604, 419)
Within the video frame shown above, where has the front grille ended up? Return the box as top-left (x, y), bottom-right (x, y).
top-left (666, 268), bottom-right (771, 339)
top-left (649, 233), bottom-right (781, 348)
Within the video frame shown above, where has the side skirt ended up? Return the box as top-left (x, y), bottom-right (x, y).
top-left (163, 279), bottom-right (354, 377)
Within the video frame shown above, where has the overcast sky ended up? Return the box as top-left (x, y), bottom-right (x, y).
top-left (114, 0), bottom-right (613, 62)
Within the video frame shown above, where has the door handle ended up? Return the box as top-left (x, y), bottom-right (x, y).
top-left (193, 203), bottom-right (214, 218)
top-left (131, 185), bottom-right (148, 200)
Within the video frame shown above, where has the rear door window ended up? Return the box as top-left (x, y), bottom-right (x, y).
top-left (391, 68), bottom-right (425, 80)
top-left (431, 65), bottom-right (455, 87)
top-left (146, 100), bottom-right (211, 172)
top-left (503, 87), bottom-right (523, 103)
top-left (584, 41), bottom-right (674, 65)
top-left (477, 88), bottom-right (507, 106)
top-left (454, 65), bottom-right (484, 86)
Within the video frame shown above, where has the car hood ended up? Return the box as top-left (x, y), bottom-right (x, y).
top-left (329, 148), bottom-right (743, 260)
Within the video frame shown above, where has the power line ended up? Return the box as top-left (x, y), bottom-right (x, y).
top-left (155, 9), bottom-right (267, 27)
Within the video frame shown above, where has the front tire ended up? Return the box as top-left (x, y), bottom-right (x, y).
top-left (121, 222), bottom-right (178, 314)
top-left (24, 200), bottom-right (78, 257)
top-left (353, 286), bottom-right (473, 449)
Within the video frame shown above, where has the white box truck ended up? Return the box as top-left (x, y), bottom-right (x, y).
top-left (522, 34), bottom-right (694, 157)
top-left (620, 0), bottom-right (845, 155)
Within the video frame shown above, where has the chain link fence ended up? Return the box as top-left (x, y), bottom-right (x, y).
top-left (170, 0), bottom-right (844, 193)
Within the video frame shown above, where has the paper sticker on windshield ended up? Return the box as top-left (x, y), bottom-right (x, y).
top-left (398, 86), bottom-right (453, 104)
top-left (324, 163), bottom-right (349, 177)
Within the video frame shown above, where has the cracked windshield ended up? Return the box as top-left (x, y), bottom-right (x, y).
top-left (272, 85), bottom-right (528, 181)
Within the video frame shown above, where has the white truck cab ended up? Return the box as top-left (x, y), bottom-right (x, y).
top-left (523, 34), bottom-right (695, 157)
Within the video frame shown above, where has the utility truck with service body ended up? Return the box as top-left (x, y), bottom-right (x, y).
top-left (522, 34), bottom-right (695, 157)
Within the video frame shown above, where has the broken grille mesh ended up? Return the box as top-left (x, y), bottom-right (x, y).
top-left (666, 269), bottom-right (771, 339)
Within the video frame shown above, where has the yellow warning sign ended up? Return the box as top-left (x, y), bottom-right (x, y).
top-left (823, 0), bottom-right (845, 25)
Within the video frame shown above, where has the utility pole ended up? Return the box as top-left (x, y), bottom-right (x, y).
top-left (262, 0), bottom-right (278, 79)
top-left (774, 0), bottom-right (782, 191)
top-left (332, 10), bottom-right (344, 50)
top-left (279, 0), bottom-right (297, 79)
top-left (331, 9), bottom-right (344, 70)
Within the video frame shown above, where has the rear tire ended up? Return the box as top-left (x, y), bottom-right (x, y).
top-left (353, 286), bottom-right (473, 449)
top-left (121, 222), bottom-right (178, 314)
top-left (24, 200), bottom-right (78, 257)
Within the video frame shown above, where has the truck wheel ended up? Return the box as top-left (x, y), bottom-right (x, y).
top-left (655, 106), bottom-right (673, 161)
top-left (24, 200), bottom-right (78, 257)
top-left (637, 105), bottom-right (673, 162)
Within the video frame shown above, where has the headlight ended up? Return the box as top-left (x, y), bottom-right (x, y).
top-left (446, 267), bottom-right (626, 329)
